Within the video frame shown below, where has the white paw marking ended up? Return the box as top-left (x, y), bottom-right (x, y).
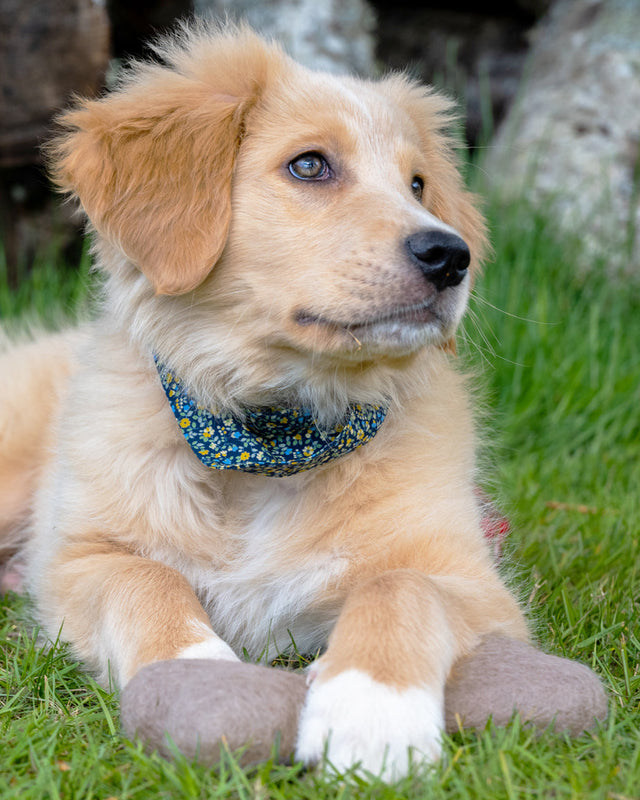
top-left (296, 668), bottom-right (443, 780)
top-left (176, 619), bottom-right (239, 662)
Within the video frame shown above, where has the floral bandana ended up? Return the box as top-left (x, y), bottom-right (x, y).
top-left (155, 362), bottom-right (389, 477)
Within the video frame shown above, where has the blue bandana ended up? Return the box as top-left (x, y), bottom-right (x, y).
top-left (155, 362), bottom-right (388, 477)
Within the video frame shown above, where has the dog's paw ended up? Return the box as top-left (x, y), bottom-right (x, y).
top-left (176, 620), bottom-right (240, 662)
top-left (296, 668), bottom-right (443, 780)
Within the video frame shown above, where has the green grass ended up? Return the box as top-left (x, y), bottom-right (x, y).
top-left (1, 198), bottom-right (639, 798)
top-left (0, 245), bottom-right (94, 326)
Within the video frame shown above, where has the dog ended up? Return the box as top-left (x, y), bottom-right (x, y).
top-left (1, 22), bottom-right (537, 778)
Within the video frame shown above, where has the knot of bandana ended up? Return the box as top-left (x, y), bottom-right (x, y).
top-left (155, 361), bottom-right (388, 477)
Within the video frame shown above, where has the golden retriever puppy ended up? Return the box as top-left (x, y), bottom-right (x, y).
top-left (0, 23), bottom-right (531, 777)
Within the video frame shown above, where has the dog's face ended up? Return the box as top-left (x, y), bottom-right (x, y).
top-left (220, 71), bottom-right (477, 361)
top-left (50, 26), bottom-right (487, 413)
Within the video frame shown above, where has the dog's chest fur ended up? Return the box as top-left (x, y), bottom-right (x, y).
top-left (27, 332), bottom-right (481, 664)
top-left (154, 474), bottom-right (351, 660)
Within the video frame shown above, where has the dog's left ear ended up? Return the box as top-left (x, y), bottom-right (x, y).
top-left (48, 29), bottom-right (275, 295)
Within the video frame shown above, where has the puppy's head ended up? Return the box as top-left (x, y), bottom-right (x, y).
top-left (49, 23), bottom-right (487, 412)
top-left (225, 69), bottom-right (487, 363)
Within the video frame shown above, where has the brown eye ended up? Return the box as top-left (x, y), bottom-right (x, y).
top-left (411, 176), bottom-right (424, 201)
top-left (289, 152), bottom-right (331, 181)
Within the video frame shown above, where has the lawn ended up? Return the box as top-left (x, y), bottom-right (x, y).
top-left (1, 195), bottom-right (639, 799)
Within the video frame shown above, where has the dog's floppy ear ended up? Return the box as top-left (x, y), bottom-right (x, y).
top-left (48, 28), bottom-right (275, 295)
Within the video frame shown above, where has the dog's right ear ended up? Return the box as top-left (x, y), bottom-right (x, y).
top-left (47, 29), bottom-right (276, 295)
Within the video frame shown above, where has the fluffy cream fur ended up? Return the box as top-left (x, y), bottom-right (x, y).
top-left (0, 23), bottom-right (529, 774)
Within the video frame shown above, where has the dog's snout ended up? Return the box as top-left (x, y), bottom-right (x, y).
top-left (406, 231), bottom-right (470, 291)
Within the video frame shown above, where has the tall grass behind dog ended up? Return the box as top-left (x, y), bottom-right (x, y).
top-left (0, 23), bottom-right (605, 779)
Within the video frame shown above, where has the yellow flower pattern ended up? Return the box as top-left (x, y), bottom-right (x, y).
top-left (155, 359), bottom-right (388, 477)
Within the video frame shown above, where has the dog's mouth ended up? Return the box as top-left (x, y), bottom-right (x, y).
top-left (293, 299), bottom-right (457, 355)
top-left (296, 303), bottom-right (442, 330)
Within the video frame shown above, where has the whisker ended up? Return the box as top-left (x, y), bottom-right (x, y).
top-left (470, 291), bottom-right (558, 326)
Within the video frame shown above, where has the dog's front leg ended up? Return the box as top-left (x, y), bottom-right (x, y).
top-left (45, 545), bottom-right (237, 686)
top-left (295, 568), bottom-right (525, 780)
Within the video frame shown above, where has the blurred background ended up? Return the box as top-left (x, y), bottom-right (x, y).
top-left (1, 0), bottom-right (638, 287)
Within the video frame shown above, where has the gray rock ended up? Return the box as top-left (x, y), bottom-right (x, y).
top-left (485, 0), bottom-right (640, 276)
top-left (194, 0), bottom-right (377, 76)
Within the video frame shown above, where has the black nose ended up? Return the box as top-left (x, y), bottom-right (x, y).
top-left (406, 231), bottom-right (470, 291)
